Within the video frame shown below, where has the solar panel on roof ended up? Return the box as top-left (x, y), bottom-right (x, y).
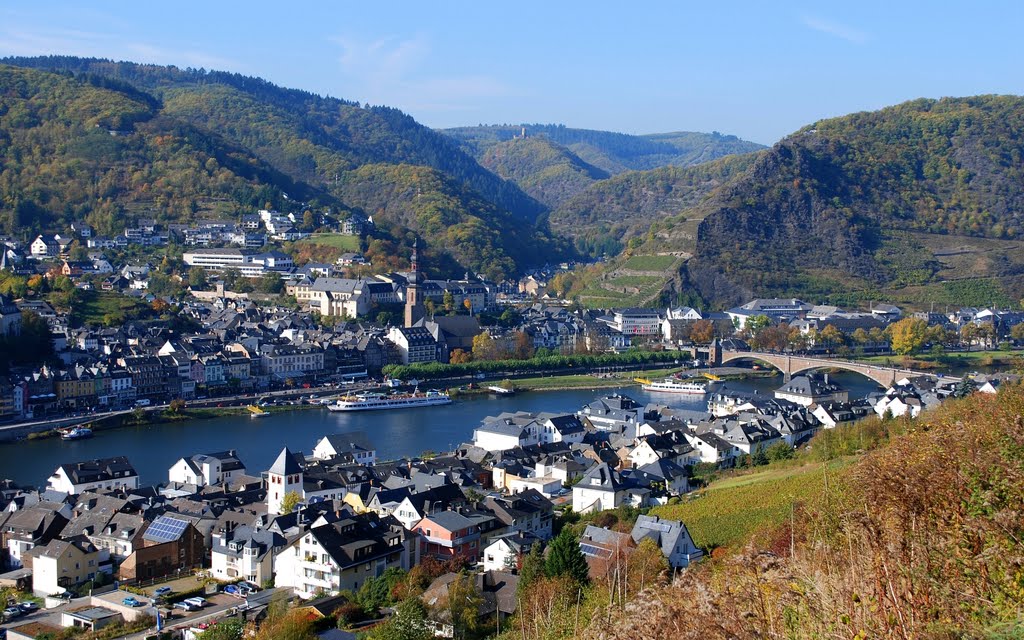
top-left (143, 516), bottom-right (189, 543)
top-left (579, 543), bottom-right (609, 558)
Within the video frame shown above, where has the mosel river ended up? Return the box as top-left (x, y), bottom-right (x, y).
top-left (0, 373), bottom-right (883, 487)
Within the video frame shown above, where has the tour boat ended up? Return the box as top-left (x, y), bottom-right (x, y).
top-left (327, 389), bottom-right (451, 412)
top-left (639, 377), bottom-right (712, 395)
top-left (60, 426), bottom-right (94, 440)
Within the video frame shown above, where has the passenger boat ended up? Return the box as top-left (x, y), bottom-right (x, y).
top-left (60, 426), bottom-right (94, 440)
top-left (327, 389), bottom-right (451, 412)
top-left (638, 377), bottom-right (712, 395)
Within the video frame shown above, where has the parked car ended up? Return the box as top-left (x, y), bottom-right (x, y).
top-left (122, 596), bottom-right (145, 607)
top-left (153, 586), bottom-right (173, 597)
top-left (17, 601), bottom-right (39, 612)
top-left (183, 597), bottom-right (206, 609)
top-left (222, 584), bottom-right (240, 596)
top-left (239, 581), bottom-right (260, 592)
top-left (3, 606), bottom-right (23, 620)
top-left (173, 601), bottom-right (198, 612)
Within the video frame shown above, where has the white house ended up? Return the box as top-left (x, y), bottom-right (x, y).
top-left (312, 435), bottom-right (377, 465)
top-left (472, 411), bottom-right (587, 453)
top-left (273, 514), bottom-right (409, 598)
top-left (168, 450), bottom-right (247, 487)
top-left (481, 533), bottom-right (535, 572)
top-left (27, 536), bottom-right (107, 596)
top-left (630, 515), bottom-right (702, 569)
top-left (210, 525), bottom-right (284, 584)
top-left (47, 457), bottom-right (139, 495)
top-left (572, 463), bottom-right (626, 514)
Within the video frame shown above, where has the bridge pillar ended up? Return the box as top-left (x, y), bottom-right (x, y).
top-left (783, 355), bottom-right (792, 382)
top-left (710, 339), bottom-right (722, 367)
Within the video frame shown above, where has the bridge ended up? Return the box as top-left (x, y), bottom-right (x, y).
top-left (716, 349), bottom-right (958, 387)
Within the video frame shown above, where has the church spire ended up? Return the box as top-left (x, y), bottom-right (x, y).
top-left (410, 237), bottom-right (419, 274)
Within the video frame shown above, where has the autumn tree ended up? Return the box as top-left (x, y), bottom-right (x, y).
top-left (959, 323), bottom-right (980, 352)
top-left (449, 349), bottom-right (471, 364)
top-left (512, 331), bottom-right (535, 359)
top-left (690, 319), bottom-right (715, 344)
top-left (279, 491), bottom-right (302, 514)
top-left (887, 317), bottom-right (928, 355)
top-left (472, 332), bottom-right (500, 361)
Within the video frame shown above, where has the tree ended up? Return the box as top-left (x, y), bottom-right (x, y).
top-left (1011, 322), bottom-right (1024, 342)
top-left (959, 323), bottom-right (980, 352)
top-left (442, 290), bottom-right (455, 314)
top-left (472, 332), bottom-right (499, 361)
top-left (364, 598), bottom-right (431, 640)
top-left (462, 298), bottom-right (472, 315)
top-left (440, 572), bottom-right (482, 640)
top-left (257, 272), bottom-right (284, 294)
top-left (512, 331), bottom-right (534, 360)
top-left (819, 325), bottom-right (845, 349)
top-left (517, 544), bottom-right (545, 599)
top-left (198, 619), bottom-right (243, 640)
top-left (690, 319), bottom-right (715, 344)
top-left (745, 315), bottom-right (771, 335)
top-left (68, 240), bottom-right (89, 262)
top-left (851, 328), bottom-right (870, 345)
top-left (953, 377), bottom-right (978, 399)
top-left (280, 491), bottom-right (302, 514)
top-left (545, 529), bottom-right (590, 585)
top-left (887, 317), bottom-right (928, 356)
top-left (188, 266), bottom-right (208, 290)
top-left (168, 398), bottom-right (187, 413)
top-left (449, 348), bottom-right (471, 364)
top-left (251, 607), bottom-right (316, 640)
top-left (766, 441), bottom-right (795, 461)
top-left (302, 210), bottom-right (315, 231)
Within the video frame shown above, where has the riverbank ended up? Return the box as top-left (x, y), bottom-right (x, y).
top-left (854, 349), bottom-right (1023, 371)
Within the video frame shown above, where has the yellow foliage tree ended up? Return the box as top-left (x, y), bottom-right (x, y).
top-left (886, 317), bottom-right (928, 355)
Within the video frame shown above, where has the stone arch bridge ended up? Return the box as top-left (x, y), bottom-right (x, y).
top-left (718, 350), bottom-right (957, 387)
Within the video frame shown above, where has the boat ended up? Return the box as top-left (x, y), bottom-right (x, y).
top-left (247, 405), bottom-right (269, 418)
top-left (640, 377), bottom-right (712, 395)
top-left (327, 389), bottom-right (451, 412)
top-left (486, 385), bottom-right (515, 395)
top-left (60, 426), bottom-right (94, 440)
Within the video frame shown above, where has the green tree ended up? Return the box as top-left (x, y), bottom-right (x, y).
top-left (303, 210), bottom-right (315, 231)
top-left (257, 272), bottom-right (284, 294)
top-left (516, 544), bottom-right (545, 599)
top-left (198, 619), bottom-right (243, 640)
top-left (745, 314), bottom-right (771, 334)
top-left (765, 441), bottom-right (794, 462)
top-left (442, 289), bottom-right (455, 314)
top-left (188, 266), bottom-right (208, 290)
top-left (364, 598), bottom-right (431, 640)
top-left (1011, 322), bottom-right (1024, 342)
top-left (442, 573), bottom-right (482, 640)
top-left (68, 240), bottom-right (89, 262)
top-left (544, 529), bottom-right (589, 586)
top-left (887, 317), bottom-right (928, 355)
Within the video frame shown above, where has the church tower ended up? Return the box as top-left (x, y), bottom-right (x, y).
top-left (404, 238), bottom-right (426, 327)
top-left (267, 447), bottom-right (303, 515)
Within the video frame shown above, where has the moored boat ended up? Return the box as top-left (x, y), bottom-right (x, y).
top-left (327, 389), bottom-right (451, 412)
top-left (60, 426), bottom-right (93, 440)
top-left (638, 377), bottom-right (713, 395)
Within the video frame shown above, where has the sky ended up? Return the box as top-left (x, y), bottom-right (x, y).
top-left (2, 1), bottom-right (1022, 145)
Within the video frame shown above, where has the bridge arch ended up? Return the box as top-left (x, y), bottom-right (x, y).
top-left (719, 351), bottom-right (907, 387)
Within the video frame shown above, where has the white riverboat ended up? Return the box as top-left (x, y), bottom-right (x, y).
top-left (638, 377), bottom-right (714, 395)
top-left (327, 390), bottom-right (451, 412)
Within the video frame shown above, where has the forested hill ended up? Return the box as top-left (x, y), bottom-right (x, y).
top-left (444, 124), bottom-right (764, 175)
top-left (0, 64), bottom-right (320, 233)
top-left (550, 152), bottom-right (760, 256)
top-left (472, 136), bottom-right (611, 209)
top-left (0, 57), bottom-right (564, 280)
top-left (682, 95), bottom-right (1024, 306)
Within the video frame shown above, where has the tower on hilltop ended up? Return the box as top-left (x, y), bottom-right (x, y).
top-left (404, 238), bottom-right (425, 327)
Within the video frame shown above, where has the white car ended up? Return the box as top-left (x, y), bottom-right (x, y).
top-left (183, 597), bottom-right (207, 609)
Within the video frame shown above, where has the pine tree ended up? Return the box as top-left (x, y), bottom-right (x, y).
top-left (544, 529), bottom-right (589, 585)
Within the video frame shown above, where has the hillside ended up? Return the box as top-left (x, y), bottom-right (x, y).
top-left (474, 136), bottom-right (610, 208)
top-left (0, 64), bottom-right (314, 235)
top-left (444, 124), bottom-right (765, 176)
top-left (681, 96), bottom-right (1024, 307)
top-left (0, 57), bottom-right (562, 280)
top-left (550, 152), bottom-right (760, 256)
top-left (584, 385), bottom-right (1024, 639)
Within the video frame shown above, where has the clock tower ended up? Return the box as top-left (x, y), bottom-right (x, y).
top-left (404, 239), bottom-right (425, 327)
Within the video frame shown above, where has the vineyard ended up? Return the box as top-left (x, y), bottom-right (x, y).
top-left (651, 459), bottom-right (850, 550)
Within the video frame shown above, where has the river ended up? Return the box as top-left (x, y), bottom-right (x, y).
top-left (0, 373), bottom-right (884, 487)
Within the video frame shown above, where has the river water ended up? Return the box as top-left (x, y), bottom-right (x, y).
top-left (0, 373), bottom-right (884, 487)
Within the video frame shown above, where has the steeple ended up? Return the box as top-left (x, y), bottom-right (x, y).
top-left (404, 237), bottom-right (425, 327)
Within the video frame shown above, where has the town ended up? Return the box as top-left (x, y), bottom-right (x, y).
top-left (0, 215), bottom-right (1022, 639)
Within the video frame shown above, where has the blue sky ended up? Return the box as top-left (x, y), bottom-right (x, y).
top-left (2, 1), bottom-right (1022, 144)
